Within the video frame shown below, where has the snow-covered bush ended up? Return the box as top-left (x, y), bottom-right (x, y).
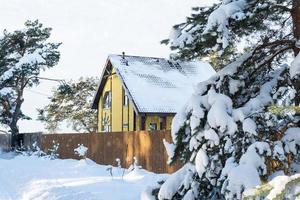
top-left (106, 157), bottom-right (142, 179)
top-left (47, 140), bottom-right (60, 160)
top-left (74, 144), bottom-right (88, 159)
top-left (128, 156), bottom-right (142, 172)
top-left (23, 141), bottom-right (46, 157)
top-left (115, 158), bottom-right (121, 167)
top-left (11, 140), bottom-right (53, 158)
top-left (31, 142), bottom-right (46, 157)
top-left (115, 158), bottom-right (127, 179)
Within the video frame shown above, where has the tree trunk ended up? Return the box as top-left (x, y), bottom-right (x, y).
top-left (10, 124), bottom-right (19, 149)
top-left (292, 0), bottom-right (300, 108)
top-left (292, 0), bottom-right (300, 55)
top-left (10, 91), bottom-right (24, 149)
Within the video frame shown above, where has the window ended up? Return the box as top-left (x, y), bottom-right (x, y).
top-left (140, 116), bottom-right (146, 130)
top-left (159, 117), bottom-right (167, 130)
top-left (103, 125), bottom-right (111, 132)
top-left (149, 123), bottom-right (157, 131)
top-left (102, 114), bottom-right (110, 132)
top-left (103, 91), bottom-right (111, 109)
top-left (123, 123), bottom-right (129, 130)
top-left (123, 94), bottom-right (129, 106)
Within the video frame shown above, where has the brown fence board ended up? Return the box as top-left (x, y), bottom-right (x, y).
top-left (124, 132), bottom-right (134, 168)
top-left (40, 130), bottom-right (181, 173)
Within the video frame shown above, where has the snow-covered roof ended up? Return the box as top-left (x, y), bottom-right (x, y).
top-left (92, 54), bottom-right (216, 114)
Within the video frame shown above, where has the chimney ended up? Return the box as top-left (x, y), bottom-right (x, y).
top-left (121, 52), bottom-right (129, 66)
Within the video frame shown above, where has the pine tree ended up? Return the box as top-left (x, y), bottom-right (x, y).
top-left (0, 20), bottom-right (61, 147)
top-left (152, 0), bottom-right (300, 199)
top-left (37, 77), bottom-right (98, 133)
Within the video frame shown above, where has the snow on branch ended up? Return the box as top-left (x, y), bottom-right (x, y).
top-left (169, 0), bottom-right (249, 51)
top-left (203, 0), bottom-right (247, 49)
top-left (0, 49), bottom-right (46, 83)
top-left (290, 52), bottom-right (300, 78)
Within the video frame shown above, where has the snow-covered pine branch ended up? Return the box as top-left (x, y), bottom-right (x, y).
top-left (154, 48), bottom-right (298, 200)
top-left (151, 1), bottom-right (300, 199)
top-left (163, 0), bottom-right (296, 66)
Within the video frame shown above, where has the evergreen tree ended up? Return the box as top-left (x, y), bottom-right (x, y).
top-left (0, 20), bottom-right (60, 147)
top-left (152, 0), bottom-right (300, 199)
top-left (38, 77), bottom-right (98, 133)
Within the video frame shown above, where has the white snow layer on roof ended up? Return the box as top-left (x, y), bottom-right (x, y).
top-left (109, 55), bottom-right (216, 113)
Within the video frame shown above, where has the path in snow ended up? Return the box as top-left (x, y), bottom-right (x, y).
top-left (0, 153), bottom-right (167, 200)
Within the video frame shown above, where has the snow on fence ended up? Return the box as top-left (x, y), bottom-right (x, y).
top-left (41, 130), bottom-right (182, 173)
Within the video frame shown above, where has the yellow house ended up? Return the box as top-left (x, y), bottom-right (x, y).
top-left (92, 53), bottom-right (215, 132)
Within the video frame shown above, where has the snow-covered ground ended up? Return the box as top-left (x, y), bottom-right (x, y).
top-left (0, 152), bottom-right (167, 200)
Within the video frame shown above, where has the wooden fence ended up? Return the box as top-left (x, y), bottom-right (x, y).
top-left (0, 134), bottom-right (11, 151)
top-left (0, 132), bottom-right (42, 151)
top-left (41, 131), bottom-right (182, 174)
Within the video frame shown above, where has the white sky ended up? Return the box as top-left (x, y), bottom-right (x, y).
top-left (0, 0), bottom-right (214, 133)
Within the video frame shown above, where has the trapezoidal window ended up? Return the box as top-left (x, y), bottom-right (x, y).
top-left (103, 91), bottom-right (111, 109)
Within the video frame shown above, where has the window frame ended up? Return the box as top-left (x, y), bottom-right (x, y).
top-left (103, 91), bottom-right (111, 109)
top-left (149, 123), bottom-right (157, 131)
top-left (123, 93), bottom-right (129, 106)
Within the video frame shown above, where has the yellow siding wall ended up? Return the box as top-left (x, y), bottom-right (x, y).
top-left (97, 67), bottom-right (175, 132)
top-left (111, 73), bottom-right (123, 132)
top-left (135, 115), bottom-right (140, 131)
top-left (122, 98), bottom-right (136, 131)
top-left (166, 116), bottom-right (173, 130)
top-left (129, 101), bottom-right (135, 131)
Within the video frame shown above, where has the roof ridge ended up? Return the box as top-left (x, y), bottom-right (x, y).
top-left (108, 53), bottom-right (168, 60)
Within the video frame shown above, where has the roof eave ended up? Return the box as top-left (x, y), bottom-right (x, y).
top-left (91, 57), bottom-right (112, 109)
top-left (138, 112), bottom-right (176, 116)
